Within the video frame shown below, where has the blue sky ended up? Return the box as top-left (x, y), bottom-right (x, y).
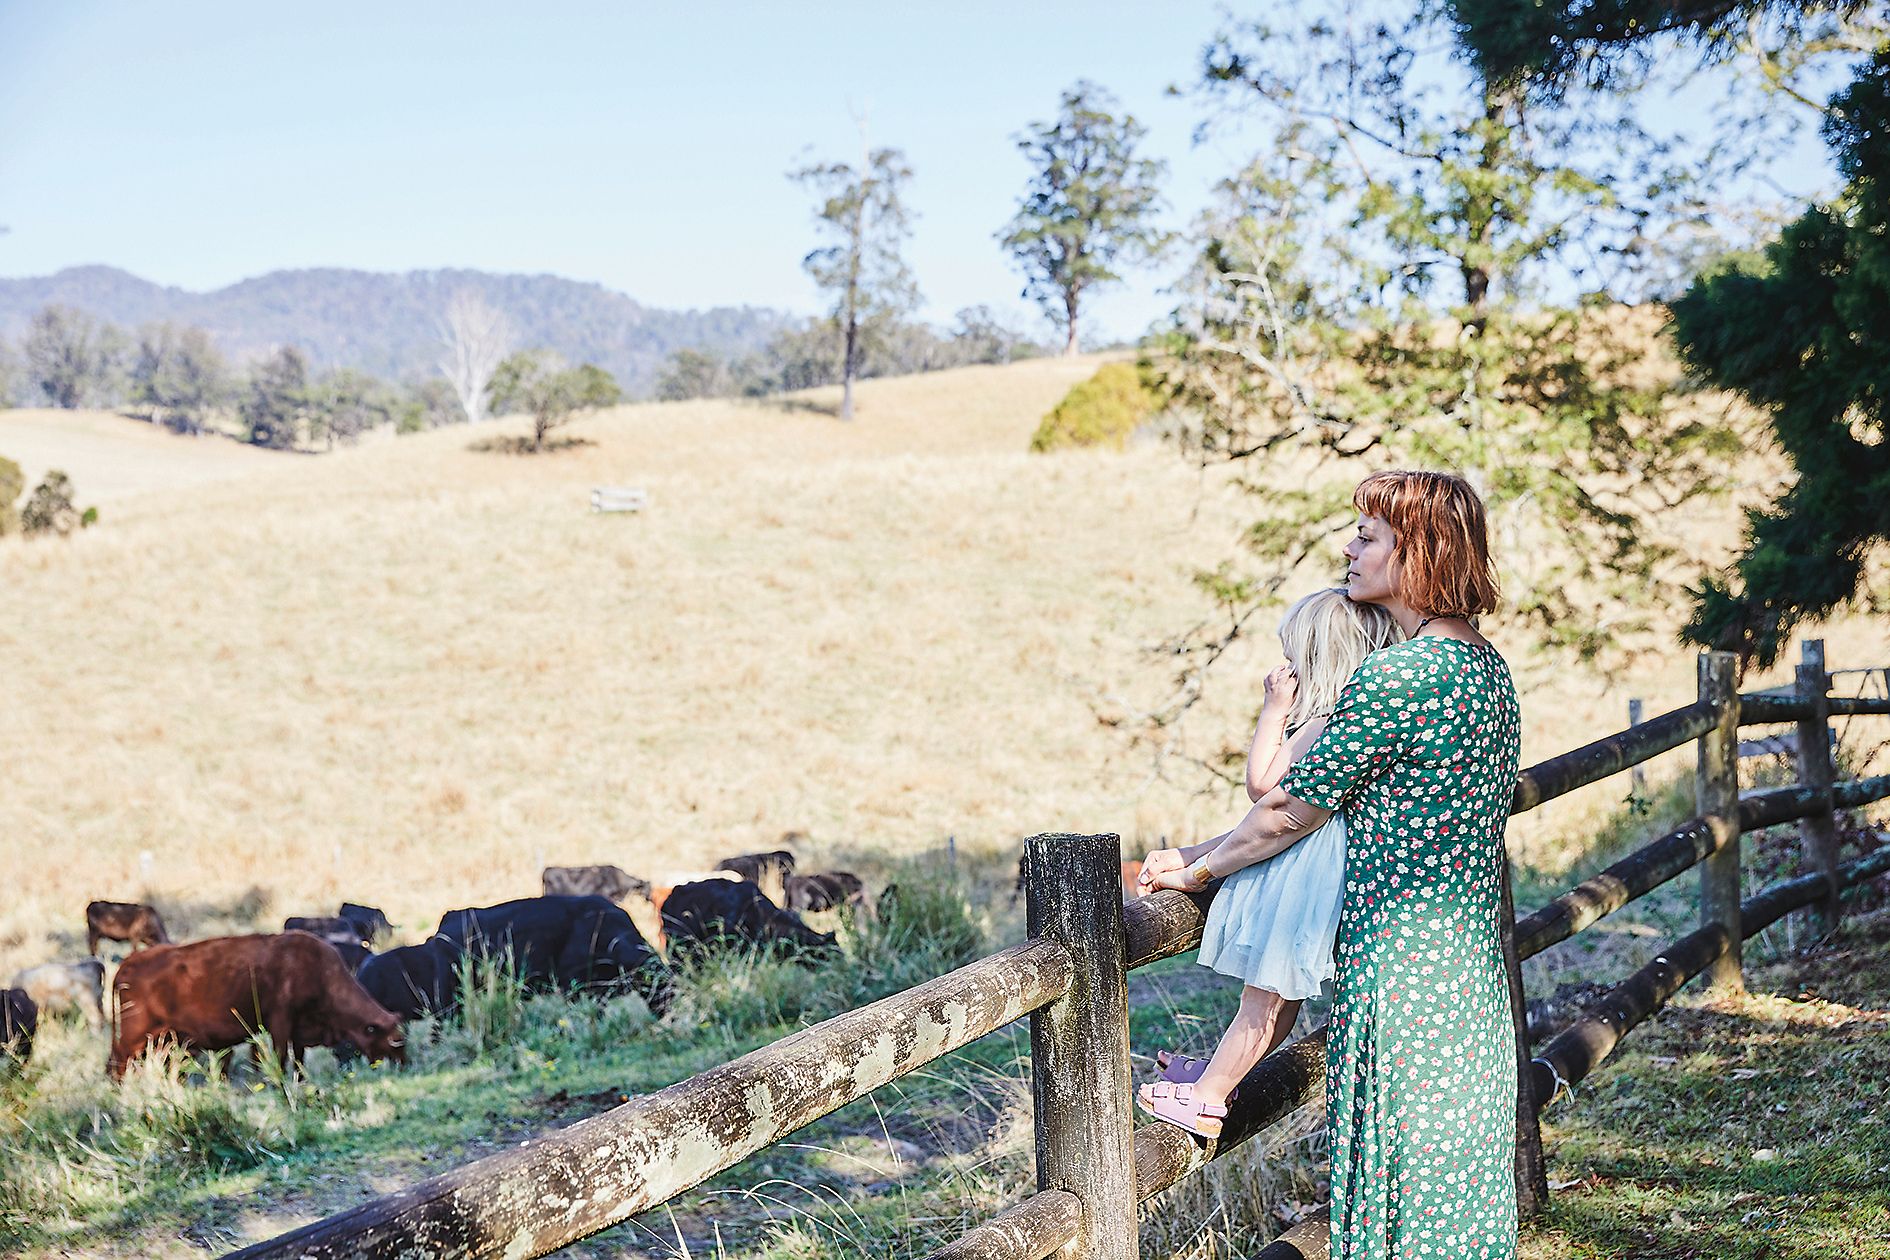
top-left (0, 2), bottom-right (1844, 344)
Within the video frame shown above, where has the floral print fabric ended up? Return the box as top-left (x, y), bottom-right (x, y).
top-left (1281, 637), bottom-right (1523, 1259)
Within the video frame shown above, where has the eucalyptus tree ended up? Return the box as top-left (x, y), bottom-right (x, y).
top-left (791, 144), bottom-right (919, 421)
top-left (1001, 81), bottom-right (1170, 355)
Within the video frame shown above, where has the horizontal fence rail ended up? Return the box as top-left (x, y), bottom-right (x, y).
top-left (1739, 692), bottom-right (1890, 723)
top-left (228, 938), bottom-right (1074, 1260)
top-left (1514, 773), bottom-right (1890, 960)
top-left (1510, 701), bottom-right (1715, 815)
top-left (1527, 841), bottom-right (1890, 1108)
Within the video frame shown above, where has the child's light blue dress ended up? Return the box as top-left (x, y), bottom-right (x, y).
top-left (1196, 812), bottom-right (1346, 999)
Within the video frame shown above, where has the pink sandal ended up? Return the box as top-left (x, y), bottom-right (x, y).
top-left (1136, 1080), bottom-right (1228, 1138)
top-left (1155, 1050), bottom-right (1209, 1084)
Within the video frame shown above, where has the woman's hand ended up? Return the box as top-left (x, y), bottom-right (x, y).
top-left (1137, 847), bottom-right (1186, 891)
top-left (1262, 663), bottom-right (1298, 711)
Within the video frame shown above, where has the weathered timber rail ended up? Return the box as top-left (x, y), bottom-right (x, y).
top-left (229, 641), bottom-right (1889, 1260)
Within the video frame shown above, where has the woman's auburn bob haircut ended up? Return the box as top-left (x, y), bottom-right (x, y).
top-left (1354, 469), bottom-right (1500, 619)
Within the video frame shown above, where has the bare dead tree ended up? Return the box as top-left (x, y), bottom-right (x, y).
top-left (437, 289), bottom-right (514, 426)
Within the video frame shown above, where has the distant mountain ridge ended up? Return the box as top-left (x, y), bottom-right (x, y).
top-left (0, 265), bottom-right (794, 396)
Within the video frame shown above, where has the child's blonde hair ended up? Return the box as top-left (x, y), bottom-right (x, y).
top-left (1279, 588), bottom-right (1402, 729)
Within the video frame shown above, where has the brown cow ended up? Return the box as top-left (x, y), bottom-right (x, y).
top-left (109, 932), bottom-right (404, 1079)
top-left (86, 901), bottom-right (171, 955)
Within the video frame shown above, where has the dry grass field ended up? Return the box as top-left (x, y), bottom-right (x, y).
top-left (2, 351), bottom-right (1887, 1259)
top-left (2, 353), bottom-right (1885, 977)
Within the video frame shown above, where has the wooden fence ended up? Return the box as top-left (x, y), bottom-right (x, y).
top-left (227, 640), bottom-right (1890, 1260)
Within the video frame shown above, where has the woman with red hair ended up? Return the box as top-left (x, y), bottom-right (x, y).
top-left (1142, 470), bottom-right (1522, 1258)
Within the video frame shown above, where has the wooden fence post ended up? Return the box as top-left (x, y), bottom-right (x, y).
top-left (1795, 640), bottom-right (1840, 939)
top-left (1024, 833), bottom-right (1138, 1260)
top-left (1628, 698), bottom-right (1646, 806)
top-left (1697, 652), bottom-right (1743, 994)
top-left (1499, 859), bottom-right (1549, 1220)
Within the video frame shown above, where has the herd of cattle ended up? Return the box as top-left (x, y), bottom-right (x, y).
top-left (0, 848), bottom-right (872, 1082)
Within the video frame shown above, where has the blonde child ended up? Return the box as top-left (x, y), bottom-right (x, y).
top-left (1136, 587), bottom-right (1400, 1136)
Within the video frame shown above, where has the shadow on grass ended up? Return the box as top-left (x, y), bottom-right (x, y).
top-left (465, 434), bottom-right (596, 455)
top-left (1529, 906), bottom-right (1890, 1260)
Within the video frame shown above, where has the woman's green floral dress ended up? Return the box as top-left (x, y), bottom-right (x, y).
top-left (1282, 636), bottom-right (1522, 1259)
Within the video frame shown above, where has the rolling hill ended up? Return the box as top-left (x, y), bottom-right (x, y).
top-left (0, 265), bottom-right (793, 395)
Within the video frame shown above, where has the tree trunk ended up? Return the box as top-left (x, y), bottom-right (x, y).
top-left (841, 312), bottom-right (858, 423)
top-left (1062, 287), bottom-right (1080, 356)
top-left (1462, 90), bottom-right (1506, 339)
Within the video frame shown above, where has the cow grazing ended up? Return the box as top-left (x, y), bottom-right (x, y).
top-left (2, 989), bottom-right (36, 1070)
top-left (108, 932), bottom-right (405, 1080)
top-left (542, 865), bottom-right (652, 903)
top-left (661, 880), bottom-right (836, 964)
top-left (714, 849), bottom-right (796, 905)
top-left (435, 896), bottom-right (671, 1015)
top-left (339, 903), bottom-right (394, 942)
top-left (784, 871), bottom-right (869, 915)
top-left (10, 959), bottom-right (106, 1027)
top-left (86, 901), bottom-right (170, 955)
top-left (356, 936), bottom-right (464, 1022)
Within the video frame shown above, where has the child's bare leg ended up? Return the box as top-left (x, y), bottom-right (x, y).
top-left (1189, 986), bottom-right (1302, 1107)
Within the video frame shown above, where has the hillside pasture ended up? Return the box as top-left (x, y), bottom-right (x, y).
top-left (0, 352), bottom-right (1886, 1256)
top-left (1, 354), bottom-right (1885, 972)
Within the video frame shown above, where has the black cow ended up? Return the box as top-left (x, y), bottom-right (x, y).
top-left (282, 917), bottom-right (372, 972)
top-left (2, 988), bottom-right (38, 1071)
top-left (661, 880), bottom-right (836, 963)
top-left (784, 871), bottom-right (867, 914)
top-left (356, 936), bottom-right (464, 1022)
top-left (340, 903), bottom-right (394, 942)
top-left (435, 896), bottom-right (671, 1014)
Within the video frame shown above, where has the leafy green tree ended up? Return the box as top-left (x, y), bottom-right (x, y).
top-left (241, 346), bottom-right (312, 450)
top-left (791, 144), bottom-right (919, 421)
top-left (24, 305), bottom-right (124, 409)
top-left (305, 369), bottom-right (399, 449)
top-left (948, 306), bottom-right (1044, 365)
top-left (397, 377), bottom-right (463, 433)
top-left (1001, 81), bottom-right (1170, 356)
top-left (487, 350), bottom-right (622, 452)
top-left (655, 348), bottom-right (734, 401)
top-left (1451, 0), bottom-right (1890, 667)
top-left (131, 322), bottom-right (231, 435)
top-left (1135, 6), bottom-right (1743, 770)
top-left (1670, 56), bottom-right (1890, 665)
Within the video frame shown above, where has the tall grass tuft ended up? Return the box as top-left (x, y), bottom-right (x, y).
top-left (449, 948), bottom-right (530, 1059)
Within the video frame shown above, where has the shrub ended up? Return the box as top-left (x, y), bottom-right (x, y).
top-left (1028, 361), bottom-right (1162, 452)
top-left (19, 471), bottom-right (95, 537)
